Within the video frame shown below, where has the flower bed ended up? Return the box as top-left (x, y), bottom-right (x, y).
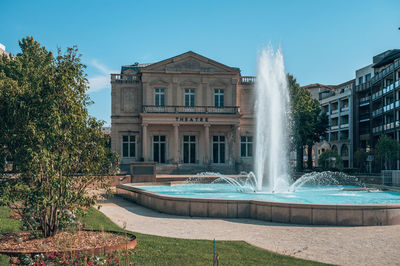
top-left (0, 229), bottom-right (136, 257)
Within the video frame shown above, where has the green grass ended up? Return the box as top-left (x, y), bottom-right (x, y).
top-left (0, 206), bottom-right (328, 265)
top-left (0, 206), bottom-right (23, 265)
top-left (81, 208), bottom-right (328, 265)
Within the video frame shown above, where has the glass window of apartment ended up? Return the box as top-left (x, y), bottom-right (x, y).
top-left (240, 136), bottom-right (253, 157)
top-left (365, 73), bottom-right (371, 82)
top-left (213, 136), bottom-right (225, 163)
top-left (153, 135), bottom-right (166, 163)
top-left (358, 76), bottom-right (363, 85)
top-left (154, 88), bottom-right (165, 106)
top-left (214, 89), bottom-right (224, 107)
top-left (184, 89), bottom-right (195, 107)
top-left (122, 135), bottom-right (136, 158)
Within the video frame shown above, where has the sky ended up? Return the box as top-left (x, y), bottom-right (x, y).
top-left (1, 0), bottom-right (400, 126)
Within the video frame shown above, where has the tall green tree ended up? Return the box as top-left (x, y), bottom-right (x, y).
top-left (375, 135), bottom-right (400, 170)
top-left (0, 37), bottom-right (119, 237)
top-left (288, 75), bottom-right (328, 171)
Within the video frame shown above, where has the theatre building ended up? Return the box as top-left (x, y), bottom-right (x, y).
top-left (111, 51), bottom-right (255, 173)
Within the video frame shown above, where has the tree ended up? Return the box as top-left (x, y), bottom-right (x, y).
top-left (318, 149), bottom-right (343, 170)
top-left (306, 109), bottom-right (329, 169)
top-left (288, 75), bottom-right (328, 171)
top-left (0, 37), bottom-right (119, 237)
top-left (375, 135), bottom-right (400, 170)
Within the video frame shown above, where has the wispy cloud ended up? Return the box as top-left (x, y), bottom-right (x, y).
top-left (87, 59), bottom-right (118, 93)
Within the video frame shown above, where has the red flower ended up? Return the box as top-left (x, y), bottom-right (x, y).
top-left (108, 259), bottom-right (112, 264)
top-left (115, 258), bottom-right (120, 264)
top-left (88, 261), bottom-right (93, 266)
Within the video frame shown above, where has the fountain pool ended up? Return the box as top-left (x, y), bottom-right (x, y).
top-left (135, 184), bottom-right (400, 205)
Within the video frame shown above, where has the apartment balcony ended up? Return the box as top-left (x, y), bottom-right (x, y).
top-left (359, 97), bottom-right (370, 106)
top-left (331, 109), bottom-right (339, 115)
top-left (359, 113), bottom-right (370, 122)
top-left (340, 106), bottom-right (349, 112)
top-left (142, 105), bottom-right (239, 114)
top-left (355, 81), bottom-right (371, 92)
top-left (239, 76), bottom-right (256, 85)
top-left (371, 60), bottom-right (400, 84)
top-left (330, 125), bottom-right (339, 131)
top-left (340, 123), bottom-right (349, 129)
top-left (111, 74), bottom-right (140, 83)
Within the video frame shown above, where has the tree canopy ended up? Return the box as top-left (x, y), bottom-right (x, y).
top-left (0, 37), bottom-right (119, 237)
top-left (288, 75), bottom-right (328, 171)
top-left (318, 149), bottom-right (343, 170)
top-left (375, 135), bottom-right (400, 170)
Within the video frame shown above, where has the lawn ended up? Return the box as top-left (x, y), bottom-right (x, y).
top-left (0, 206), bottom-right (328, 265)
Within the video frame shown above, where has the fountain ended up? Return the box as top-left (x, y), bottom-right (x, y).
top-left (254, 47), bottom-right (290, 192)
top-left (116, 48), bottom-right (400, 226)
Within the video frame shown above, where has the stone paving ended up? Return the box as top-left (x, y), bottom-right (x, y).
top-left (99, 196), bottom-right (400, 266)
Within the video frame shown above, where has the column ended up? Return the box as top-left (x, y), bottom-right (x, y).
top-left (204, 124), bottom-right (210, 164)
top-left (173, 124), bottom-right (179, 164)
top-left (235, 125), bottom-right (240, 162)
top-left (142, 124), bottom-right (148, 161)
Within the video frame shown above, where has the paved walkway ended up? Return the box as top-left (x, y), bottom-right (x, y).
top-left (99, 196), bottom-right (400, 266)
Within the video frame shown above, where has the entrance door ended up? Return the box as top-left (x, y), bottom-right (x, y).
top-left (153, 135), bottom-right (166, 163)
top-left (213, 136), bottom-right (225, 163)
top-left (183, 136), bottom-right (196, 163)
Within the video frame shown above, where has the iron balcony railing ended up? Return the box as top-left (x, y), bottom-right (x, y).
top-left (355, 81), bottom-right (371, 92)
top-left (239, 76), bottom-right (256, 85)
top-left (111, 74), bottom-right (140, 83)
top-left (371, 60), bottom-right (400, 84)
top-left (143, 105), bottom-right (239, 114)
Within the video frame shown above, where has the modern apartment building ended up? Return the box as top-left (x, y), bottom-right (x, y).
top-left (111, 51), bottom-right (255, 173)
top-left (354, 50), bottom-right (400, 153)
top-left (304, 81), bottom-right (354, 168)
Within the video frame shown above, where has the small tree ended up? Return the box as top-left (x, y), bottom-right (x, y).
top-left (375, 135), bottom-right (400, 170)
top-left (0, 37), bottom-right (119, 237)
top-left (318, 149), bottom-right (343, 170)
top-left (354, 148), bottom-right (368, 172)
top-left (289, 75), bottom-right (327, 171)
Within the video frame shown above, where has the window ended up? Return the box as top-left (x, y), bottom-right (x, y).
top-left (183, 136), bottom-right (196, 163)
top-left (213, 136), bottom-right (225, 163)
top-left (122, 135), bottom-right (136, 158)
top-left (184, 89), bottom-right (195, 107)
top-left (154, 88), bottom-right (165, 106)
top-left (240, 136), bottom-right (253, 157)
top-left (365, 73), bottom-right (371, 82)
top-left (358, 77), bottom-right (363, 85)
top-left (214, 89), bottom-right (224, 107)
top-left (153, 135), bottom-right (166, 163)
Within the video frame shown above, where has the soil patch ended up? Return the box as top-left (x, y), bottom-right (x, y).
top-left (0, 230), bottom-right (133, 254)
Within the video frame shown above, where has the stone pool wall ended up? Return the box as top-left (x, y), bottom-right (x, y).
top-left (116, 183), bottom-right (400, 226)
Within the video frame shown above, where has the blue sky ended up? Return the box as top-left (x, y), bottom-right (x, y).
top-left (1, 0), bottom-right (400, 125)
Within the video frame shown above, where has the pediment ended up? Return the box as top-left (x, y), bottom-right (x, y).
top-left (149, 78), bottom-right (169, 86)
top-left (142, 51), bottom-right (239, 74)
top-left (209, 79), bottom-right (228, 88)
top-left (179, 79), bottom-right (199, 87)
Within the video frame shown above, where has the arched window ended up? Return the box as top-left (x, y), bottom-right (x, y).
top-left (341, 145), bottom-right (349, 157)
top-left (331, 145), bottom-right (337, 153)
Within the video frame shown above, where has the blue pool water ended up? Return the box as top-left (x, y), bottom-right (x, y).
top-left (138, 184), bottom-right (400, 205)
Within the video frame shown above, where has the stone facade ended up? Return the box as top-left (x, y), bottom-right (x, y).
top-left (111, 51), bottom-right (255, 173)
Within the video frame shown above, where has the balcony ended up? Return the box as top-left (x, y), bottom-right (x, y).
top-left (111, 74), bottom-right (140, 83)
top-left (240, 76), bottom-right (256, 85)
top-left (330, 125), bottom-right (339, 131)
top-left (340, 123), bottom-right (349, 129)
top-left (359, 113), bottom-right (370, 121)
top-left (331, 109), bottom-right (339, 115)
top-left (371, 60), bottom-right (400, 84)
top-left (359, 96), bottom-right (370, 106)
top-left (340, 106), bottom-right (349, 112)
top-left (355, 81), bottom-right (371, 92)
top-left (142, 105), bottom-right (239, 114)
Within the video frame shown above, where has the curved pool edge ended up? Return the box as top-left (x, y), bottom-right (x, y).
top-left (115, 183), bottom-right (400, 226)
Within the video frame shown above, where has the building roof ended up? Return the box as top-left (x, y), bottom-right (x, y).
top-left (373, 49), bottom-right (400, 68)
